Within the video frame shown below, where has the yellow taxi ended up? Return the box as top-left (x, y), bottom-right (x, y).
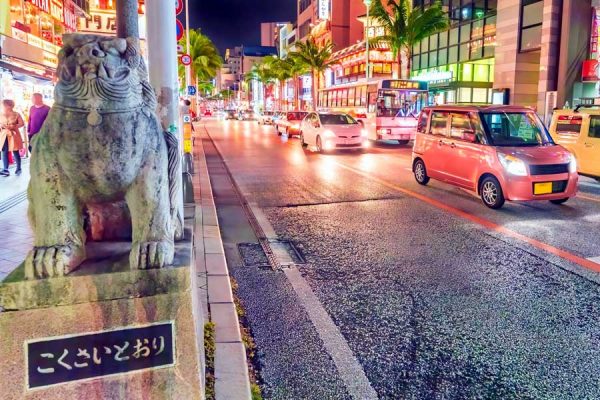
top-left (548, 106), bottom-right (600, 181)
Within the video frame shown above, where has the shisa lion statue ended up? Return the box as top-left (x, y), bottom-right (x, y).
top-left (24, 34), bottom-right (182, 279)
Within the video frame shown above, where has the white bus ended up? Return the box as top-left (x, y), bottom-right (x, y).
top-left (319, 79), bottom-right (429, 144)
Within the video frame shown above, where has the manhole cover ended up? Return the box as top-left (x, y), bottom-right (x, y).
top-left (238, 243), bottom-right (271, 268)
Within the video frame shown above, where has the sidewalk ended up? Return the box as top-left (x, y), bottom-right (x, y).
top-left (0, 159), bottom-right (32, 281)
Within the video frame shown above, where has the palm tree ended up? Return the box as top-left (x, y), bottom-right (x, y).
top-left (370, 0), bottom-right (448, 79)
top-left (178, 29), bottom-right (223, 88)
top-left (285, 54), bottom-right (310, 110)
top-left (262, 56), bottom-right (295, 110)
top-left (290, 37), bottom-right (336, 110)
top-left (245, 60), bottom-right (276, 110)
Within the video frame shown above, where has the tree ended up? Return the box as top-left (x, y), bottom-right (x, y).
top-left (370, 0), bottom-right (448, 79)
top-left (178, 29), bottom-right (222, 89)
top-left (245, 60), bottom-right (276, 110)
top-left (290, 37), bottom-right (336, 110)
top-left (285, 54), bottom-right (310, 110)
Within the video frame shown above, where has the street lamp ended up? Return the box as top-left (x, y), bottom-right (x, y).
top-left (364, 0), bottom-right (372, 81)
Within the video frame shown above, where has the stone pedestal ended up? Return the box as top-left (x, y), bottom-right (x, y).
top-left (0, 219), bottom-right (203, 399)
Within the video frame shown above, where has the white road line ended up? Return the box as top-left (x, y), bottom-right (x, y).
top-left (249, 203), bottom-right (379, 400)
top-left (588, 256), bottom-right (600, 264)
top-left (284, 267), bottom-right (379, 400)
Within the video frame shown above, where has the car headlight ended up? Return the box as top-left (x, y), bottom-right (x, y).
top-left (498, 153), bottom-right (528, 176)
top-left (361, 129), bottom-right (368, 138)
top-left (323, 130), bottom-right (336, 138)
top-left (569, 154), bottom-right (577, 173)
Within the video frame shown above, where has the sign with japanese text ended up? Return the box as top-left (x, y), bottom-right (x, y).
top-left (28, 0), bottom-right (51, 14)
top-left (78, 10), bottom-right (117, 35)
top-left (381, 79), bottom-right (428, 91)
top-left (63, 0), bottom-right (78, 32)
top-left (318, 0), bottom-right (330, 20)
top-left (27, 322), bottom-right (175, 389)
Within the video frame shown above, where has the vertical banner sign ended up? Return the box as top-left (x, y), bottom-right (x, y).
top-left (591, 8), bottom-right (599, 58)
top-left (0, 0), bottom-right (11, 37)
top-left (318, 0), bottom-right (330, 20)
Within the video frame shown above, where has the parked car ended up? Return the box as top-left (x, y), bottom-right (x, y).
top-left (237, 109), bottom-right (256, 121)
top-left (548, 105), bottom-right (600, 181)
top-left (257, 111), bottom-right (276, 125)
top-left (223, 109), bottom-right (237, 120)
top-left (299, 112), bottom-right (369, 152)
top-left (276, 111), bottom-right (309, 136)
top-left (412, 105), bottom-right (578, 209)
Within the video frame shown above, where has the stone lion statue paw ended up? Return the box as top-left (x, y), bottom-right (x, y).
top-left (130, 241), bottom-right (175, 270)
top-left (25, 245), bottom-right (86, 279)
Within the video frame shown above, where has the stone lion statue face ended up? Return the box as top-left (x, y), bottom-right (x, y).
top-left (55, 34), bottom-right (150, 109)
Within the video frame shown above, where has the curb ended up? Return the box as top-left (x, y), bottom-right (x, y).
top-left (192, 123), bottom-right (252, 400)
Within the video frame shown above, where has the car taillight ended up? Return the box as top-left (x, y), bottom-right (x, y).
top-left (557, 115), bottom-right (582, 124)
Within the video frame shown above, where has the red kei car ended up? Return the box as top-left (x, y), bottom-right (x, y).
top-left (412, 105), bottom-right (578, 209)
top-left (276, 111), bottom-right (309, 137)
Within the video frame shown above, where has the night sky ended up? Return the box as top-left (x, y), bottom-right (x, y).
top-left (187, 0), bottom-right (297, 54)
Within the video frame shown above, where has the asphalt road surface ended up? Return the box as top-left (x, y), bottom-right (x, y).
top-left (200, 118), bottom-right (600, 400)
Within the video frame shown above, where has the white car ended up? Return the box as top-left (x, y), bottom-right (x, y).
top-left (257, 111), bottom-right (276, 125)
top-left (299, 112), bottom-right (369, 152)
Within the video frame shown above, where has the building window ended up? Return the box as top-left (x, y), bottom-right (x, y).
top-left (519, 0), bottom-right (543, 52)
top-left (299, 0), bottom-right (312, 14)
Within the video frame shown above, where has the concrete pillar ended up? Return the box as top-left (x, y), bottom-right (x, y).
top-left (493, 0), bottom-right (541, 107)
top-left (146, 0), bottom-right (184, 239)
top-left (116, 0), bottom-right (139, 38)
top-left (536, 0), bottom-right (562, 121)
top-left (556, 0), bottom-right (593, 107)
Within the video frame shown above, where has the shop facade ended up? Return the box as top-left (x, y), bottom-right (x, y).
top-left (0, 0), bottom-right (83, 115)
top-left (411, 0), bottom-right (497, 105)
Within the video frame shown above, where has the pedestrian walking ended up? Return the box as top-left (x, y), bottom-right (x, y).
top-left (27, 93), bottom-right (50, 152)
top-left (0, 99), bottom-right (25, 177)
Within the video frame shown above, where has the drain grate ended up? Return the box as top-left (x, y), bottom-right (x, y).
top-left (238, 243), bottom-right (271, 268)
top-left (269, 240), bottom-right (306, 265)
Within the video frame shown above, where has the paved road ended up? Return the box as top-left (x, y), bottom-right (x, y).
top-left (201, 118), bottom-right (600, 400)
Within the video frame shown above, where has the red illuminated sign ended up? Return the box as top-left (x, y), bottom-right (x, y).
top-left (29, 0), bottom-right (51, 13)
top-left (582, 59), bottom-right (599, 82)
top-left (63, 0), bottom-right (77, 32)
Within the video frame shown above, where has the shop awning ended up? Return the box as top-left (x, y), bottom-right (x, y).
top-left (0, 60), bottom-right (54, 85)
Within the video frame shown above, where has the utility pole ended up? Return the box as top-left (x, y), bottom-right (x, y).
top-left (116, 0), bottom-right (138, 38)
top-left (145, 0), bottom-right (184, 239)
top-left (364, 0), bottom-right (372, 81)
top-left (184, 0), bottom-right (192, 99)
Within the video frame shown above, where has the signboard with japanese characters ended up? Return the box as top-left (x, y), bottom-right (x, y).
top-left (381, 79), bottom-right (428, 91)
top-left (318, 0), bottom-right (330, 20)
top-left (78, 10), bottom-right (117, 35)
top-left (27, 322), bottom-right (175, 389)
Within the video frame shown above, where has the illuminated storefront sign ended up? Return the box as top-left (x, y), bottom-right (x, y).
top-left (413, 70), bottom-right (453, 84)
top-left (0, 1), bottom-right (10, 36)
top-left (78, 10), bottom-right (117, 35)
top-left (63, 0), bottom-right (77, 32)
top-left (27, 33), bottom-right (44, 49)
top-left (29, 0), bottom-right (51, 14)
top-left (318, 0), bottom-right (330, 20)
top-left (381, 79), bottom-right (428, 91)
top-left (49, 0), bottom-right (64, 22)
top-left (42, 51), bottom-right (58, 67)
